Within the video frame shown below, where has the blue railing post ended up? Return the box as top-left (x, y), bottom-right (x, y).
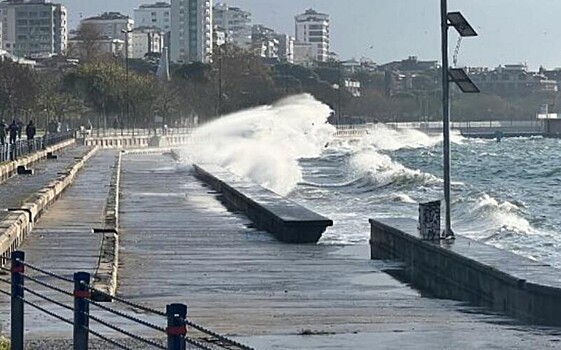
top-left (166, 303), bottom-right (187, 350)
top-left (11, 251), bottom-right (25, 350)
top-left (73, 272), bottom-right (90, 350)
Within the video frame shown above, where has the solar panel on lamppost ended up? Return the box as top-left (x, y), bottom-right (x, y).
top-left (449, 68), bottom-right (480, 93)
top-left (447, 12), bottom-right (478, 37)
top-left (441, 0), bottom-right (479, 239)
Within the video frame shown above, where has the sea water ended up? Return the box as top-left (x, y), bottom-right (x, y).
top-left (179, 94), bottom-right (561, 268)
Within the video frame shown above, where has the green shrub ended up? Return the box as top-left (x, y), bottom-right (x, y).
top-left (0, 337), bottom-right (8, 350)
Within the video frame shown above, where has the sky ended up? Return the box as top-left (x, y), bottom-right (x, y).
top-left (58, 0), bottom-right (561, 70)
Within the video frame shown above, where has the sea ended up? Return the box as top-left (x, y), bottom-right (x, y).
top-left (178, 94), bottom-right (561, 268)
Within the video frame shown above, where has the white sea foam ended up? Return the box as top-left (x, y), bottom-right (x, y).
top-left (363, 125), bottom-right (442, 151)
top-left (178, 94), bottom-right (335, 196)
top-left (347, 148), bottom-right (440, 189)
top-left (466, 193), bottom-right (533, 236)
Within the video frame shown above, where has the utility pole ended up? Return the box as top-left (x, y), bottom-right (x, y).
top-left (217, 46), bottom-right (223, 116)
top-left (338, 63), bottom-right (342, 125)
top-left (122, 29), bottom-right (132, 135)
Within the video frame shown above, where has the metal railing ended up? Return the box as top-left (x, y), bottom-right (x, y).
top-left (0, 252), bottom-right (256, 350)
top-left (0, 131), bottom-right (75, 163)
top-left (84, 128), bottom-right (194, 138)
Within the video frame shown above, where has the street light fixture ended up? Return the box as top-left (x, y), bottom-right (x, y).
top-left (440, 0), bottom-right (479, 238)
top-left (449, 68), bottom-right (479, 93)
top-left (447, 12), bottom-right (478, 37)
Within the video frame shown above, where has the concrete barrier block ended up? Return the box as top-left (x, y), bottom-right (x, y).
top-left (193, 164), bottom-right (332, 243)
top-left (16, 165), bottom-right (33, 175)
top-left (369, 217), bottom-right (561, 326)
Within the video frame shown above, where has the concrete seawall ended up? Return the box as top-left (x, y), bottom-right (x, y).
top-left (0, 146), bottom-right (98, 261)
top-left (370, 218), bottom-right (561, 326)
top-left (0, 139), bottom-right (75, 183)
top-left (193, 163), bottom-right (333, 243)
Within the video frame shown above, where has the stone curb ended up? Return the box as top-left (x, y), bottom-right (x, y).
top-left (0, 139), bottom-right (75, 184)
top-left (0, 146), bottom-right (99, 262)
top-left (91, 151), bottom-right (122, 301)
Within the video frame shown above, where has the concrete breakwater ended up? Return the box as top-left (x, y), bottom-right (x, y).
top-left (193, 163), bottom-right (333, 243)
top-left (0, 139), bottom-right (75, 183)
top-left (370, 218), bottom-right (561, 326)
top-left (0, 146), bottom-right (98, 261)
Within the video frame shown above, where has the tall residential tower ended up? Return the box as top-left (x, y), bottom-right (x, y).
top-left (295, 8), bottom-right (329, 63)
top-left (134, 2), bottom-right (171, 33)
top-left (212, 3), bottom-right (251, 49)
top-left (170, 0), bottom-right (212, 63)
top-left (0, 0), bottom-right (67, 58)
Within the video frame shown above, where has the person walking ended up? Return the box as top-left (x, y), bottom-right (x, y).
top-left (0, 120), bottom-right (6, 145)
top-left (8, 120), bottom-right (18, 144)
top-left (26, 120), bottom-right (36, 151)
top-left (8, 120), bottom-right (18, 160)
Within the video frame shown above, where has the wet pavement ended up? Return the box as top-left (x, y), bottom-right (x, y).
top-left (114, 154), bottom-right (561, 349)
top-left (0, 151), bottom-right (118, 339)
top-left (1, 152), bottom-right (561, 349)
top-left (0, 146), bottom-right (90, 221)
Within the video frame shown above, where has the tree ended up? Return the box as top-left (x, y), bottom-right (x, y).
top-left (69, 23), bottom-right (104, 63)
top-left (0, 60), bottom-right (40, 121)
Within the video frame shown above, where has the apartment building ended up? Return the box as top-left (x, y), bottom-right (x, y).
top-left (213, 3), bottom-right (251, 49)
top-left (295, 8), bottom-right (329, 62)
top-left (81, 12), bottom-right (133, 57)
top-left (131, 27), bottom-right (164, 59)
top-left (0, 0), bottom-right (67, 58)
top-left (170, 0), bottom-right (212, 63)
top-left (134, 2), bottom-right (171, 33)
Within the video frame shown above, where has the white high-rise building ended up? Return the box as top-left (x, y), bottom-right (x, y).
top-left (213, 3), bottom-right (251, 49)
top-left (295, 9), bottom-right (329, 62)
top-left (134, 2), bottom-right (171, 33)
top-left (0, 0), bottom-right (67, 58)
top-left (276, 34), bottom-right (294, 64)
top-left (170, 0), bottom-right (212, 63)
top-left (131, 27), bottom-right (164, 59)
top-left (81, 12), bottom-right (134, 57)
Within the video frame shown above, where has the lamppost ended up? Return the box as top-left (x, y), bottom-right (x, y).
top-left (121, 29), bottom-right (133, 135)
top-left (216, 44), bottom-right (223, 116)
top-left (440, 0), bottom-right (479, 238)
top-left (338, 63), bottom-right (343, 126)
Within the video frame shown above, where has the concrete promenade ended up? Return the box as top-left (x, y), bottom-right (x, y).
top-left (0, 151), bottom-right (118, 338)
top-left (0, 151), bottom-right (560, 349)
top-left (0, 145), bottom-right (89, 222)
top-left (115, 154), bottom-right (561, 349)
